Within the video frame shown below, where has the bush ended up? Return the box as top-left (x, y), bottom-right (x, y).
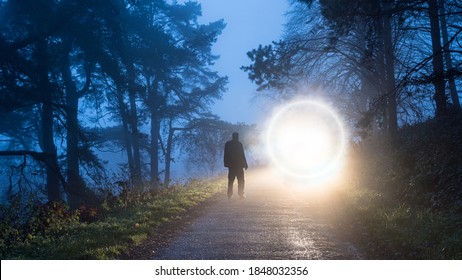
top-left (331, 113), bottom-right (462, 259)
top-left (0, 178), bottom-right (223, 259)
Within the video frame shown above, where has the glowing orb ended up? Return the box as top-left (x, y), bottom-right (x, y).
top-left (267, 100), bottom-right (345, 178)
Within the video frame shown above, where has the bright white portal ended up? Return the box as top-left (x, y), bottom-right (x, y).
top-left (267, 100), bottom-right (345, 178)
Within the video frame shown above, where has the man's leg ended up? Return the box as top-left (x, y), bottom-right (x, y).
top-left (228, 168), bottom-right (236, 198)
top-left (236, 168), bottom-right (245, 198)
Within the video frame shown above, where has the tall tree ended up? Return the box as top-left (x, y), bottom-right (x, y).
top-left (382, 0), bottom-right (398, 137)
top-left (243, 0), bottom-right (462, 139)
top-left (1, 0), bottom-right (228, 201)
top-left (439, 0), bottom-right (461, 110)
top-left (428, 0), bottom-right (448, 116)
top-left (37, 37), bottom-right (61, 201)
top-left (130, 1), bottom-right (227, 188)
top-left (0, 0), bottom-right (65, 201)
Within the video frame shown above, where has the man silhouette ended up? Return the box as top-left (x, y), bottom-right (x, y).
top-left (224, 132), bottom-right (248, 199)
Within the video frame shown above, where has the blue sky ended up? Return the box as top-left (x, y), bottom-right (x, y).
top-left (196, 0), bottom-right (289, 124)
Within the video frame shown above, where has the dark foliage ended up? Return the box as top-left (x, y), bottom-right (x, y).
top-left (337, 112), bottom-right (462, 259)
top-left (395, 112), bottom-right (462, 211)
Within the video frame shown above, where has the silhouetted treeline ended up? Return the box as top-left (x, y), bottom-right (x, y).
top-left (0, 0), bottom-right (233, 206)
top-left (243, 0), bottom-right (462, 139)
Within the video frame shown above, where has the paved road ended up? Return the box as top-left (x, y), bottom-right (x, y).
top-left (153, 169), bottom-right (361, 260)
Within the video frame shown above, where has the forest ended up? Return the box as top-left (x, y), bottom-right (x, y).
top-left (1, 0), bottom-right (461, 259)
top-left (0, 0), bottom-right (248, 205)
top-left (242, 0), bottom-right (462, 258)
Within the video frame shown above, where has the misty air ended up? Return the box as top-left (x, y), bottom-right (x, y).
top-left (1, 0), bottom-right (461, 264)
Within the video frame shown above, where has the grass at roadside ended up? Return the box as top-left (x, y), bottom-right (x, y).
top-left (327, 184), bottom-right (462, 259)
top-left (325, 114), bottom-right (462, 259)
top-left (0, 178), bottom-right (224, 259)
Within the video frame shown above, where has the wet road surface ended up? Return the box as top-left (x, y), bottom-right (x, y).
top-left (153, 169), bottom-right (361, 260)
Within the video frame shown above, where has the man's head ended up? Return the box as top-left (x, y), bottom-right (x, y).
top-left (232, 132), bottom-right (239, 141)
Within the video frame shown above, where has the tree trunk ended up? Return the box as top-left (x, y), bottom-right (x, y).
top-left (37, 39), bottom-right (61, 202)
top-left (61, 42), bottom-right (85, 208)
top-left (117, 89), bottom-right (136, 183)
top-left (428, 0), bottom-right (448, 116)
top-left (164, 120), bottom-right (174, 188)
top-left (374, 14), bottom-right (389, 134)
top-left (358, 22), bottom-right (371, 115)
top-left (382, 1), bottom-right (397, 139)
top-left (439, 0), bottom-right (460, 110)
top-left (127, 64), bottom-right (142, 185)
top-left (149, 79), bottom-right (160, 189)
